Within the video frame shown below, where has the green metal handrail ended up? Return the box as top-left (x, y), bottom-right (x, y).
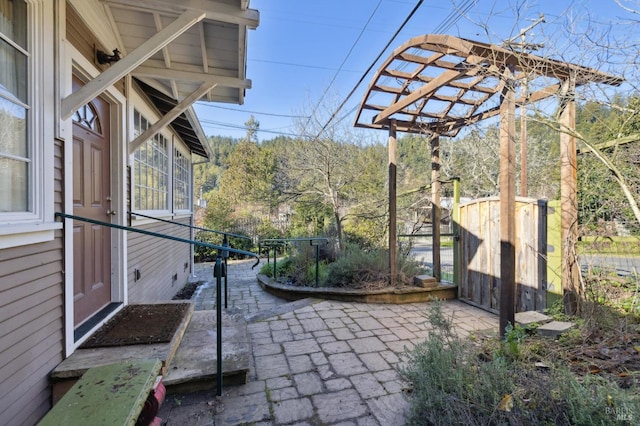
top-left (56, 212), bottom-right (259, 262)
top-left (128, 211), bottom-right (252, 309)
top-left (55, 212), bottom-right (258, 396)
top-left (128, 211), bottom-right (252, 241)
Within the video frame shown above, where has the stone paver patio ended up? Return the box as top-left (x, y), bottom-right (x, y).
top-left (159, 259), bottom-right (498, 425)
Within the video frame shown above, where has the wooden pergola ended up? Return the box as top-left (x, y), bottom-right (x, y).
top-left (354, 34), bottom-right (622, 335)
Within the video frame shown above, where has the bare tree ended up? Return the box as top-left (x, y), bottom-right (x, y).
top-left (287, 94), bottom-right (386, 251)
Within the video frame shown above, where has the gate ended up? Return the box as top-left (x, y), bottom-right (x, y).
top-left (457, 197), bottom-right (547, 313)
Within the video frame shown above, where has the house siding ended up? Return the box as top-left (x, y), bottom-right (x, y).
top-left (127, 217), bottom-right (192, 302)
top-left (0, 141), bottom-right (65, 426)
top-left (66, 3), bottom-right (125, 93)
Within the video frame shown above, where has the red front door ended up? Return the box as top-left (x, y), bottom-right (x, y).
top-left (72, 77), bottom-right (113, 326)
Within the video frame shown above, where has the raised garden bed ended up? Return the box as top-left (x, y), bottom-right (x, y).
top-left (257, 274), bottom-right (457, 304)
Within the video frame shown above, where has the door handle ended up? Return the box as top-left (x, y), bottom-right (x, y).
top-left (106, 209), bottom-right (117, 216)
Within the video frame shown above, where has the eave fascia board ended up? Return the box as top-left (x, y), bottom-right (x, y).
top-left (133, 65), bottom-right (252, 90)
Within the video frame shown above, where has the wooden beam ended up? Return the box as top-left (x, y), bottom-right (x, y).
top-left (559, 78), bottom-right (580, 314)
top-left (374, 55), bottom-right (486, 124)
top-left (431, 135), bottom-right (441, 281)
top-left (499, 65), bottom-right (517, 338)
top-left (133, 66), bottom-right (251, 89)
top-left (381, 69), bottom-right (497, 94)
top-left (61, 9), bottom-right (205, 120)
top-left (129, 81), bottom-right (216, 153)
top-left (389, 120), bottom-right (397, 287)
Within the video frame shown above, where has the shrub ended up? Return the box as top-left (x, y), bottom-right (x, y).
top-left (261, 241), bottom-right (427, 289)
top-left (322, 245), bottom-right (389, 288)
top-left (321, 244), bottom-right (425, 288)
top-left (401, 302), bottom-right (640, 426)
top-left (194, 231), bottom-right (253, 262)
top-left (259, 258), bottom-right (292, 279)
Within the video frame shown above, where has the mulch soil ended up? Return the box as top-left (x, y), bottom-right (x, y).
top-left (80, 303), bottom-right (191, 348)
top-left (172, 281), bottom-right (205, 300)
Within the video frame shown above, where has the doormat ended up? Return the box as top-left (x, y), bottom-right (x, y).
top-left (80, 303), bottom-right (191, 349)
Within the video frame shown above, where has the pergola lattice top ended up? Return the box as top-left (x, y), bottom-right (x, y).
top-left (354, 34), bottom-right (622, 137)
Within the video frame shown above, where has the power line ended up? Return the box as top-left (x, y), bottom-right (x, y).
top-left (300, 0), bottom-right (385, 137)
top-left (310, 0), bottom-right (425, 140)
top-left (322, 0), bottom-right (477, 135)
top-left (248, 58), bottom-right (362, 73)
top-left (199, 119), bottom-right (298, 137)
top-left (196, 103), bottom-right (309, 119)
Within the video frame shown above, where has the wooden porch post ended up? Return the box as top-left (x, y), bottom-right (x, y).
top-left (388, 120), bottom-right (397, 287)
top-left (499, 66), bottom-right (517, 338)
top-left (431, 135), bottom-right (441, 281)
top-left (559, 78), bottom-right (579, 314)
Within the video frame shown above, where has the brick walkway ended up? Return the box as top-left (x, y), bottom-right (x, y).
top-left (160, 259), bottom-right (498, 425)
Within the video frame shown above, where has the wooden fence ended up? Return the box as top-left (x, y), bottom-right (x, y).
top-left (457, 197), bottom-right (547, 313)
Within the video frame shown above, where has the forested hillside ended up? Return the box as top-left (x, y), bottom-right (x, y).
top-left (195, 94), bottom-right (640, 247)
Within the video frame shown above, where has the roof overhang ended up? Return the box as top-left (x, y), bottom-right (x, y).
top-left (354, 34), bottom-right (623, 137)
top-left (102, 0), bottom-right (257, 104)
top-left (62, 0), bottom-right (259, 159)
top-left (134, 78), bottom-right (212, 158)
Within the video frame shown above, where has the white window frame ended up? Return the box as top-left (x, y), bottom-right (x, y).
top-left (132, 109), bottom-right (170, 215)
top-left (173, 144), bottom-right (191, 214)
top-left (0, 0), bottom-right (59, 249)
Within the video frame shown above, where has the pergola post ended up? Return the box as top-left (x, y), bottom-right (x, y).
top-left (388, 120), bottom-right (397, 287)
top-left (499, 65), bottom-right (517, 338)
top-left (430, 135), bottom-right (441, 281)
top-left (559, 78), bottom-right (580, 314)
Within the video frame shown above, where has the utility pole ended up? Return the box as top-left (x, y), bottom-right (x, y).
top-left (504, 15), bottom-right (545, 197)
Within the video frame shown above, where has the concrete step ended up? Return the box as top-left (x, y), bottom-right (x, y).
top-left (537, 321), bottom-right (576, 338)
top-left (50, 301), bottom-right (194, 404)
top-left (413, 275), bottom-right (438, 288)
top-left (514, 311), bottom-right (552, 327)
top-left (163, 309), bottom-right (251, 393)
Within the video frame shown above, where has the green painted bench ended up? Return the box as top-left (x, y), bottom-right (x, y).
top-left (39, 359), bottom-right (162, 426)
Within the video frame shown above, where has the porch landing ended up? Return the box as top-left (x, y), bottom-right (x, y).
top-left (50, 303), bottom-right (250, 404)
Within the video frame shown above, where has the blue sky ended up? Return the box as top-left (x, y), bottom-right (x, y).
top-left (193, 0), bottom-right (634, 142)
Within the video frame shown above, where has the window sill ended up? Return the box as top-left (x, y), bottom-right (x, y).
top-left (0, 221), bottom-right (63, 249)
top-left (130, 211), bottom-right (192, 227)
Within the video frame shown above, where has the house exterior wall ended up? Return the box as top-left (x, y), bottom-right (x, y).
top-left (0, 141), bottom-right (64, 426)
top-left (127, 217), bottom-right (192, 302)
top-left (0, 0), bottom-right (242, 423)
top-left (66, 4), bottom-right (125, 95)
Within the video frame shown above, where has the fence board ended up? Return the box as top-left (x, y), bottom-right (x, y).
top-left (458, 197), bottom-right (547, 313)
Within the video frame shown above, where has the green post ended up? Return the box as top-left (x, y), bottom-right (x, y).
top-left (452, 177), bottom-right (461, 286)
top-left (315, 244), bottom-right (320, 287)
top-left (222, 235), bottom-right (229, 309)
top-left (215, 255), bottom-right (223, 396)
top-left (273, 246), bottom-right (277, 281)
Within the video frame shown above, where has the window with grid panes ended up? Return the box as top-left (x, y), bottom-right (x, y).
top-left (173, 148), bottom-right (190, 211)
top-left (0, 0), bottom-right (29, 214)
top-left (133, 110), bottom-right (168, 211)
